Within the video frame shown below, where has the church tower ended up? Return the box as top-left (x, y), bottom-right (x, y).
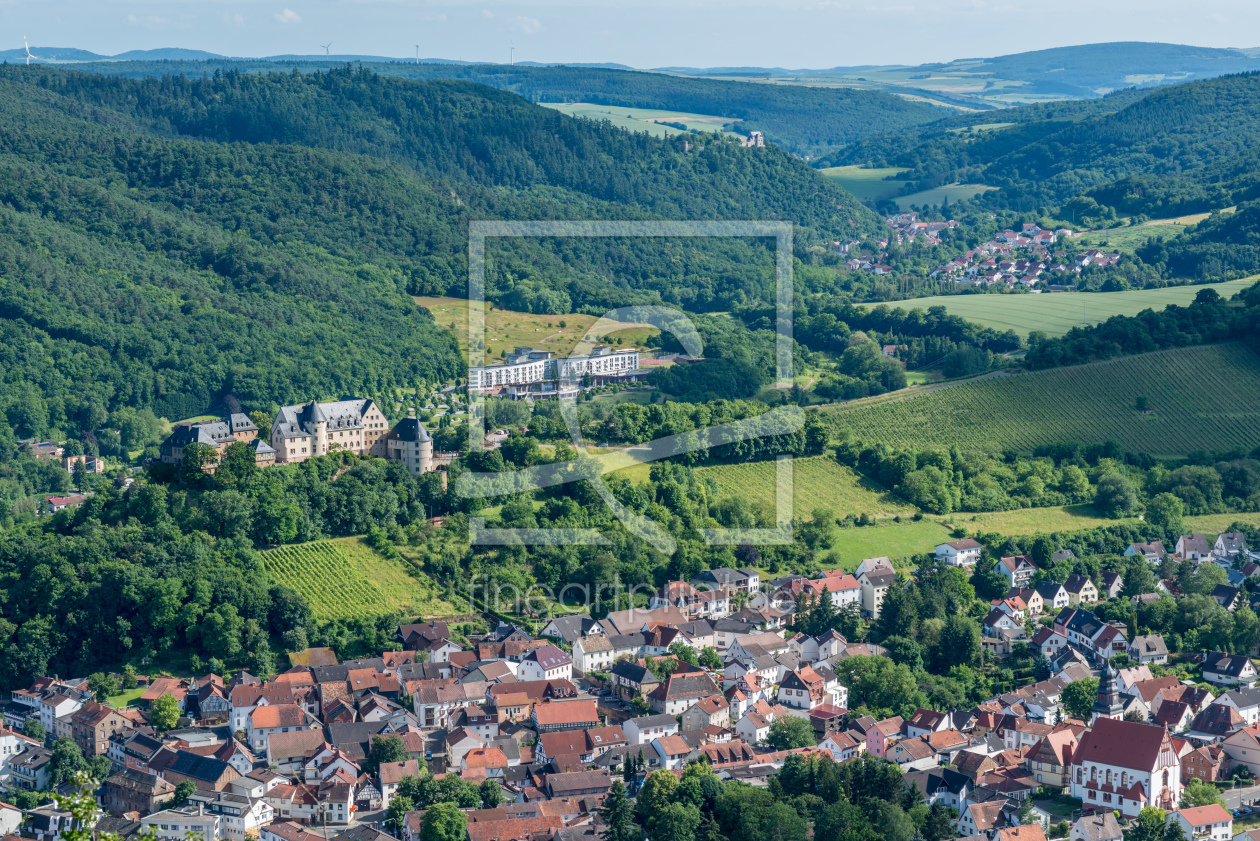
top-left (1090, 659), bottom-right (1126, 723)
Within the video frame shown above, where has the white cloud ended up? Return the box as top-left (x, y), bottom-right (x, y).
top-left (127, 14), bottom-right (139, 24)
top-left (513, 15), bottom-right (541, 33)
top-left (481, 9), bottom-right (495, 18)
top-left (274, 8), bottom-right (302, 24)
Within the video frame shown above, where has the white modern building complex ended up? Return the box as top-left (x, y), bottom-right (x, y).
top-left (468, 346), bottom-right (641, 399)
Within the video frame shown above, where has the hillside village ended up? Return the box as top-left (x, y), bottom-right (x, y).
top-left (838, 215), bottom-right (1123, 290)
top-left (2, 528), bottom-right (1260, 841)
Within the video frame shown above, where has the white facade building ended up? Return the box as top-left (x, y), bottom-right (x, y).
top-left (468, 346), bottom-right (640, 395)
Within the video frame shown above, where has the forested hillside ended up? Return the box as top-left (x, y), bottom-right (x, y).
top-left (0, 65), bottom-right (879, 429)
top-left (824, 72), bottom-right (1260, 276)
top-left (60, 60), bottom-right (948, 158)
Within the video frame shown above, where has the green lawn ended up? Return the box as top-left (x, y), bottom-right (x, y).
top-left (107, 685), bottom-right (147, 708)
top-left (822, 519), bottom-right (953, 569)
top-left (885, 278), bottom-right (1256, 338)
top-left (695, 455), bottom-right (917, 522)
top-left (819, 166), bottom-right (911, 200)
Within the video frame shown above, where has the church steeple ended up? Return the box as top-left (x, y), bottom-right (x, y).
top-left (1090, 659), bottom-right (1125, 723)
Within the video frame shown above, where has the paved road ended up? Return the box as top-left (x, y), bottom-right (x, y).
top-left (1223, 784), bottom-right (1260, 810)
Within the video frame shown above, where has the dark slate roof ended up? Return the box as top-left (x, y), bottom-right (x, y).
top-left (389, 417), bottom-right (431, 444)
top-left (167, 751), bottom-right (233, 782)
top-left (610, 661), bottom-right (657, 684)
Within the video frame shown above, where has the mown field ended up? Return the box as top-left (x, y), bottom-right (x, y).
top-left (414, 296), bottom-right (658, 362)
top-left (695, 455), bottom-right (917, 521)
top-left (263, 537), bottom-right (457, 622)
top-left (826, 344), bottom-right (1260, 458)
top-left (895, 183), bottom-right (998, 210)
top-left (819, 166), bottom-right (910, 200)
top-left (886, 278), bottom-right (1255, 338)
top-left (540, 103), bottom-right (735, 138)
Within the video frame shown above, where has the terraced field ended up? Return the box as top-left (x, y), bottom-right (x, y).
top-left (263, 537), bottom-right (456, 621)
top-left (826, 344), bottom-right (1260, 458)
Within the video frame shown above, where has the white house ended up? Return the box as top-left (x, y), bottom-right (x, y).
top-left (1203, 652), bottom-right (1258, 688)
top-left (995, 555), bottom-right (1036, 587)
top-left (517, 645), bottom-right (573, 683)
top-left (571, 635), bottom-right (613, 674)
top-left (1168, 805), bottom-right (1232, 841)
top-left (936, 539), bottom-right (982, 567)
top-left (623, 714), bottom-right (678, 747)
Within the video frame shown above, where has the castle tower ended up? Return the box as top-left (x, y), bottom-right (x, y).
top-left (308, 400), bottom-right (328, 456)
top-left (1090, 659), bottom-right (1126, 723)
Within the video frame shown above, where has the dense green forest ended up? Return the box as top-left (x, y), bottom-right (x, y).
top-left (59, 60), bottom-right (948, 158)
top-left (0, 65), bottom-right (882, 429)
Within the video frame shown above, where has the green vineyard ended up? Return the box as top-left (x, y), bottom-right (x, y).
top-left (263, 537), bottom-right (455, 622)
top-left (826, 344), bottom-right (1260, 457)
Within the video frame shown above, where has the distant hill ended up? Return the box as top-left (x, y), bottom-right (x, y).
top-left (52, 59), bottom-right (948, 157)
top-left (969, 42), bottom-right (1260, 95)
top-left (654, 42), bottom-right (1260, 108)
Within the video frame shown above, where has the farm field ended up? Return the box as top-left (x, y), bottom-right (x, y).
top-left (895, 183), bottom-right (997, 210)
top-left (263, 537), bottom-right (457, 622)
top-left (819, 166), bottom-right (911, 200)
top-left (695, 455), bottom-right (917, 522)
top-left (414, 296), bottom-right (657, 362)
top-left (887, 278), bottom-right (1255, 338)
top-left (540, 103), bottom-right (735, 138)
top-left (825, 344), bottom-right (1260, 458)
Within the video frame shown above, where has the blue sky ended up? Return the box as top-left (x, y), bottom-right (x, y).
top-left (3, 0), bottom-right (1259, 68)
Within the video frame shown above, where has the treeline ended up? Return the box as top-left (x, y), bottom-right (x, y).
top-left (64, 59), bottom-right (948, 158)
top-left (1138, 202), bottom-right (1260, 278)
top-left (834, 428), bottom-right (1260, 517)
top-left (1025, 283), bottom-right (1260, 369)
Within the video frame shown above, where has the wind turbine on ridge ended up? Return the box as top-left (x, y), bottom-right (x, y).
top-left (321, 42), bottom-right (332, 56)
top-left (23, 36), bottom-right (41, 65)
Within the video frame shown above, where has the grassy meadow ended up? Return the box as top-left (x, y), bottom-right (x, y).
top-left (819, 166), bottom-right (911, 200)
top-left (825, 344), bottom-right (1260, 458)
top-left (414, 296), bottom-right (658, 362)
top-left (263, 537), bottom-right (458, 622)
top-left (1075, 207), bottom-right (1237, 254)
top-left (695, 455), bottom-right (918, 522)
top-left (540, 103), bottom-right (735, 138)
top-left (895, 183), bottom-right (998, 210)
top-left (885, 278), bottom-right (1256, 338)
